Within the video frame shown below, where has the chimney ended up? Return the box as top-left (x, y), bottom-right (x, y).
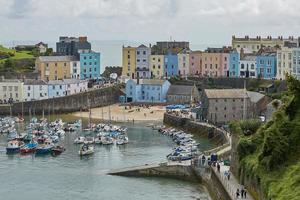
top-left (79, 36), bottom-right (87, 42)
top-left (240, 48), bottom-right (245, 59)
top-left (136, 73), bottom-right (140, 85)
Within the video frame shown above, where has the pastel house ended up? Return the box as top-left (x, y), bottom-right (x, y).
top-left (125, 79), bottom-right (171, 103)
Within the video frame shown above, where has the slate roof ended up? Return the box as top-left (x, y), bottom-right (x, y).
top-left (38, 56), bottom-right (77, 62)
top-left (24, 79), bottom-right (47, 85)
top-left (204, 89), bottom-right (248, 99)
top-left (247, 91), bottom-right (265, 103)
top-left (167, 85), bottom-right (195, 96)
top-left (141, 79), bottom-right (166, 85)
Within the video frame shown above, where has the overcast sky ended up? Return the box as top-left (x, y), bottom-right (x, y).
top-left (1, 0), bottom-right (300, 45)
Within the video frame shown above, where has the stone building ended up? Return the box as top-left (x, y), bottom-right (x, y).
top-left (166, 84), bottom-right (200, 104)
top-left (201, 89), bottom-right (250, 124)
top-left (232, 35), bottom-right (299, 54)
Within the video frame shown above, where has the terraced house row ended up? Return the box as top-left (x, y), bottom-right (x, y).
top-left (0, 78), bottom-right (88, 103)
top-left (36, 36), bottom-right (101, 81)
top-left (122, 36), bottom-right (300, 80)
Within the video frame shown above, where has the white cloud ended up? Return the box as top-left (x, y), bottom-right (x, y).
top-left (0, 0), bottom-right (300, 43)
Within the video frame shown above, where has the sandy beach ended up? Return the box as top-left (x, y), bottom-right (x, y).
top-left (73, 104), bottom-right (166, 122)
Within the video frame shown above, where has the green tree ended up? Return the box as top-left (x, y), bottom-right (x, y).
top-left (4, 59), bottom-right (13, 69)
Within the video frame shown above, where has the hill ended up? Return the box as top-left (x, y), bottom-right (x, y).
top-left (0, 45), bottom-right (35, 73)
top-left (230, 75), bottom-right (300, 200)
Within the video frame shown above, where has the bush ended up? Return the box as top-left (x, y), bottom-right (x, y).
top-left (237, 138), bottom-right (257, 159)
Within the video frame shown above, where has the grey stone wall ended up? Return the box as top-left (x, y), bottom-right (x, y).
top-left (0, 86), bottom-right (123, 115)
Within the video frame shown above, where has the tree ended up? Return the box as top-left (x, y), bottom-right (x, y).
top-left (4, 59), bottom-right (13, 69)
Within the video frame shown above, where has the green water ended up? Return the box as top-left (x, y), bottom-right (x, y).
top-left (0, 117), bottom-right (213, 200)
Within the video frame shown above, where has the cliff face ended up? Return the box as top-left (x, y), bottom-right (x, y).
top-left (230, 76), bottom-right (300, 200)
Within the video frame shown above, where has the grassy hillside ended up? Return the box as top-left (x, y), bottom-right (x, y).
top-left (0, 45), bottom-right (34, 62)
top-left (230, 75), bottom-right (300, 200)
top-left (0, 45), bottom-right (35, 73)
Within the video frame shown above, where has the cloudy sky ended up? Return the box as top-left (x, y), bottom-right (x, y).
top-left (0, 0), bottom-right (300, 45)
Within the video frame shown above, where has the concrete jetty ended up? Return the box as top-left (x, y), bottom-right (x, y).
top-left (108, 160), bottom-right (198, 182)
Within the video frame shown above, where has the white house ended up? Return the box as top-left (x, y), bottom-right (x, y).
top-left (35, 42), bottom-right (48, 54)
top-left (0, 79), bottom-right (24, 103)
top-left (64, 79), bottom-right (88, 95)
top-left (70, 60), bottom-right (81, 79)
top-left (239, 55), bottom-right (257, 78)
top-left (23, 80), bottom-right (48, 101)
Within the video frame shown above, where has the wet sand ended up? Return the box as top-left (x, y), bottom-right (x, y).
top-left (73, 104), bottom-right (166, 122)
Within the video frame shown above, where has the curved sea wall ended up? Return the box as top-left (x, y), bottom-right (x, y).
top-left (163, 113), bottom-right (228, 145)
top-left (0, 86), bottom-right (123, 115)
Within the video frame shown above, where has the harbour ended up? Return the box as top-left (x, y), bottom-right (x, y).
top-left (0, 116), bottom-right (213, 200)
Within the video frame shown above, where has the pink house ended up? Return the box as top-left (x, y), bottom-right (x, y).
top-left (189, 51), bottom-right (202, 75)
top-left (200, 47), bottom-right (231, 77)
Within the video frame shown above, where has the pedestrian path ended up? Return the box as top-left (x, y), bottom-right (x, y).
top-left (211, 162), bottom-right (254, 200)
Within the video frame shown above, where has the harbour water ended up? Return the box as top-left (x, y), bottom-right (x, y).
top-left (0, 120), bottom-right (213, 200)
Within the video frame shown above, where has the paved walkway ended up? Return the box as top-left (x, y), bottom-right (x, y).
top-left (211, 162), bottom-right (254, 200)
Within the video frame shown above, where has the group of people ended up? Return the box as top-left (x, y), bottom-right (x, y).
top-left (236, 187), bottom-right (247, 199)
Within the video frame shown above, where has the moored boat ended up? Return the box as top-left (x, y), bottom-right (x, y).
top-left (20, 141), bottom-right (38, 154)
top-left (51, 145), bottom-right (65, 156)
top-left (6, 140), bottom-right (24, 153)
top-left (36, 139), bottom-right (54, 155)
top-left (78, 144), bottom-right (94, 156)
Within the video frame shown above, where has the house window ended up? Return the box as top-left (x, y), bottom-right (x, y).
top-left (64, 63), bottom-right (66, 66)
top-left (143, 51), bottom-right (146, 55)
top-left (28, 86), bottom-right (31, 90)
top-left (224, 114), bottom-right (227, 118)
top-left (84, 56), bottom-right (86, 60)
top-left (215, 107), bottom-right (218, 111)
top-left (137, 51), bottom-right (140, 55)
top-left (59, 85), bottom-right (62, 89)
top-left (52, 85), bottom-right (55, 89)
top-left (28, 93), bottom-right (30, 97)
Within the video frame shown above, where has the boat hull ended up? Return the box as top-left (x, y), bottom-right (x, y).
top-left (6, 147), bottom-right (20, 153)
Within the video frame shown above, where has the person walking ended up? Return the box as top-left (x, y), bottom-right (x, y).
top-left (227, 171), bottom-right (231, 180)
top-left (241, 187), bottom-right (244, 198)
top-left (236, 189), bottom-right (240, 199)
top-left (244, 188), bottom-right (247, 199)
top-left (217, 162), bottom-right (220, 173)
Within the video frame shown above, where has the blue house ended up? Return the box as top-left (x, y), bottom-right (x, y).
top-left (48, 80), bottom-right (67, 98)
top-left (256, 52), bottom-right (277, 79)
top-left (229, 50), bottom-right (240, 77)
top-left (79, 50), bottom-right (101, 80)
top-left (165, 53), bottom-right (178, 77)
top-left (125, 79), bottom-right (171, 103)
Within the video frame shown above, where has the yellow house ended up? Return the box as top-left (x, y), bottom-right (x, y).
top-left (149, 55), bottom-right (164, 78)
top-left (122, 46), bottom-right (136, 79)
top-left (36, 56), bottom-right (75, 80)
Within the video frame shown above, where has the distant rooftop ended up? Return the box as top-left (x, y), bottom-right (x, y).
top-left (38, 56), bottom-right (77, 62)
top-left (24, 79), bottom-right (47, 85)
top-left (167, 85), bottom-right (195, 96)
top-left (204, 89), bottom-right (248, 99)
top-left (48, 79), bottom-right (87, 85)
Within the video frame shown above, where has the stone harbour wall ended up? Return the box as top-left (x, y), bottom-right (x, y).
top-left (0, 86), bottom-right (124, 116)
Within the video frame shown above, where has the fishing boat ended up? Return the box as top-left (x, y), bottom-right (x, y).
top-left (78, 144), bottom-right (94, 156)
top-left (36, 139), bottom-right (54, 155)
top-left (102, 137), bottom-right (114, 145)
top-left (6, 140), bottom-right (25, 153)
top-left (74, 136), bottom-right (85, 144)
top-left (20, 141), bottom-right (38, 154)
top-left (116, 136), bottom-right (129, 145)
top-left (51, 145), bottom-right (65, 156)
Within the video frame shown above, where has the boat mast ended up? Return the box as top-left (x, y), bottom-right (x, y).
top-left (243, 79), bottom-right (246, 120)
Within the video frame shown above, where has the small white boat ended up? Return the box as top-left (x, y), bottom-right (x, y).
top-left (102, 137), bottom-right (114, 145)
top-left (116, 136), bottom-right (129, 145)
top-left (74, 136), bottom-right (85, 144)
top-left (94, 136), bottom-right (102, 144)
top-left (84, 136), bottom-right (94, 144)
top-left (79, 144), bottom-right (94, 156)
